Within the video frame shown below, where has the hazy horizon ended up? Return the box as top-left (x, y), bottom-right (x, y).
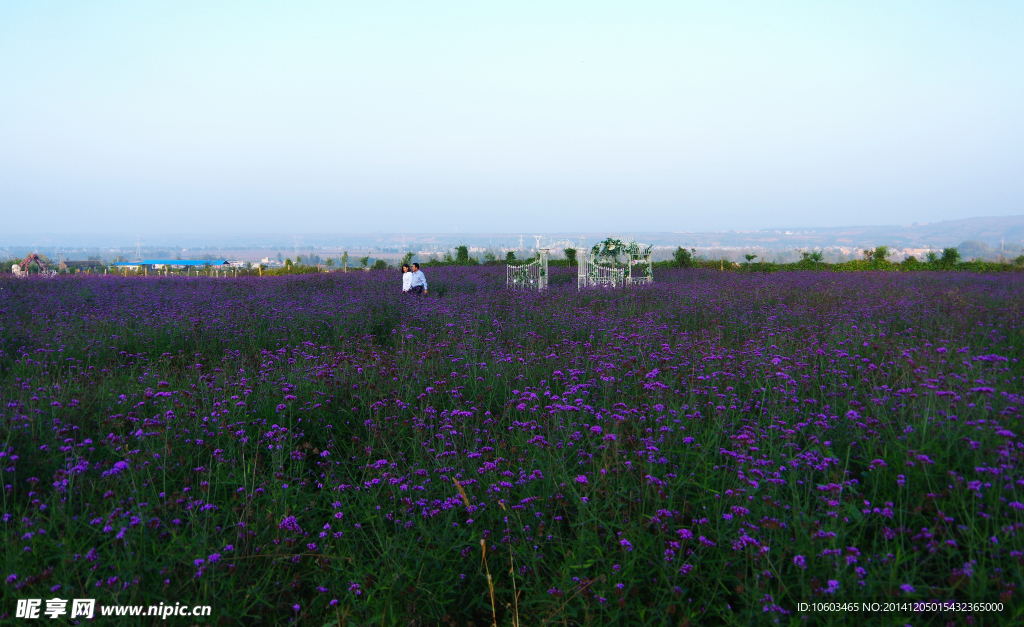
top-left (3, 2), bottom-right (1022, 235)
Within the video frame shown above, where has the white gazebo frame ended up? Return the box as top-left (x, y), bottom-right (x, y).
top-left (506, 237), bottom-right (653, 291)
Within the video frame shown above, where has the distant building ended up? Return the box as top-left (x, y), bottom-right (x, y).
top-left (112, 260), bottom-right (231, 269)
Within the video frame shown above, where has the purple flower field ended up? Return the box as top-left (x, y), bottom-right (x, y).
top-left (1, 268), bottom-right (1022, 625)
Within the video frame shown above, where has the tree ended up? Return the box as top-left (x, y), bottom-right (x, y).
top-left (872, 246), bottom-right (889, 262)
top-left (455, 245), bottom-right (469, 263)
top-left (564, 248), bottom-right (578, 266)
top-left (359, 256), bottom-right (370, 269)
top-left (325, 258), bottom-right (334, 269)
top-left (341, 251), bottom-right (349, 272)
top-left (744, 253), bottom-right (758, 263)
top-left (284, 258), bottom-right (293, 268)
top-left (443, 251), bottom-right (454, 263)
top-left (296, 255), bottom-right (303, 265)
top-left (505, 251), bottom-right (516, 262)
top-left (958, 240), bottom-right (990, 261)
top-left (673, 246), bottom-right (694, 268)
top-left (483, 251), bottom-right (497, 263)
top-left (809, 251), bottom-right (824, 264)
top-left (941, 247), bottom-right (961, 266)
top-left (925, 251), bottom-right (939, 264)
top-left (372, 259), bottom-right (388, 270)
top-left (402, 251), bottom-right (414, 267)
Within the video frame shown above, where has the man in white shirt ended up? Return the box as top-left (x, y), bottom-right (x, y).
top-left (409, 263), bottom-right (428, 295)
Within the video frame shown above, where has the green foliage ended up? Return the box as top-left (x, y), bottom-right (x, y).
top-left (402, 251), bottom-right (414, 267)
top-left (284, 258), bottom-right (293, 267)
top-left (743, 253), bottom-right (758, 263)
top-left (872, 246), bottom-right (889, 262)
top-left (673, 246), bottom-right (694, 268)
top-left (563, 248), bottom-right (578, 266)
top-left (651, 252), bottom-right (1022, 274)
top-left (942, 247), bottom-right (962, 266)
top-left (261, 264), bottom-right (320, 276)
top-left (341, 251), bottom-right (349, 268)
top-left (591, 238), bottom-right (625, 265)
top-left (422, 249), bottom-right (480, 267)
top-left (359, 256), bottom-right (370, 268)
top-left (371, 259), bottom-right (389, 270)
top-left (483, 251), bottom-right (497, 263)
top-left (505, 250), bottom-right (516, 262)
top-left (1015, 254), bottom-right (1024, 267)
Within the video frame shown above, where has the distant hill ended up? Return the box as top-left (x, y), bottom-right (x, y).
top-left (634, 216), bottom-right (1024, 253)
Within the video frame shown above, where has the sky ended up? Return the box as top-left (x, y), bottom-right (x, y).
top-left (2, 1), bottom-right (1022, 235)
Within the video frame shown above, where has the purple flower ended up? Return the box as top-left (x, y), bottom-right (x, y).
top-left (279, 516), bottom-right (303, 532)
top-left (793, 555), bottom-right (806, 569)
top-left (900, 584), bottom-right (915, 594)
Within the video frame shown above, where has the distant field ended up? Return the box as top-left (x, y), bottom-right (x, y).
top-left (1, 268), bottom-right (1022, 625)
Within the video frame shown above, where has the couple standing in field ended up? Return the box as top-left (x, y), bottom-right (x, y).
top-left (401, 263), bottom-right (428, 295)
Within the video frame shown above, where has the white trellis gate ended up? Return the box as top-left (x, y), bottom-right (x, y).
top-left (579, 257), bottom-right (624, 288)
top-left (505, 237), bottom-right (652, 291)
top-left (506, 258), bottom-right (543, 290)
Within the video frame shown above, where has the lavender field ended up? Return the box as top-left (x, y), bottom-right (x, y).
top-left (2, 268), bottom-right (1022, 625)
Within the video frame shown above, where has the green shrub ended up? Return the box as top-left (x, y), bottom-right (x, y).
top-left (941, 247), bottom-right (961, 266)
top-left (673, 246), bottom-right (694, 268)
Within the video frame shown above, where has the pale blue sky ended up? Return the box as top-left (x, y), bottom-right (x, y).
top-left (2, 1), bottom-right (1022, 234)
